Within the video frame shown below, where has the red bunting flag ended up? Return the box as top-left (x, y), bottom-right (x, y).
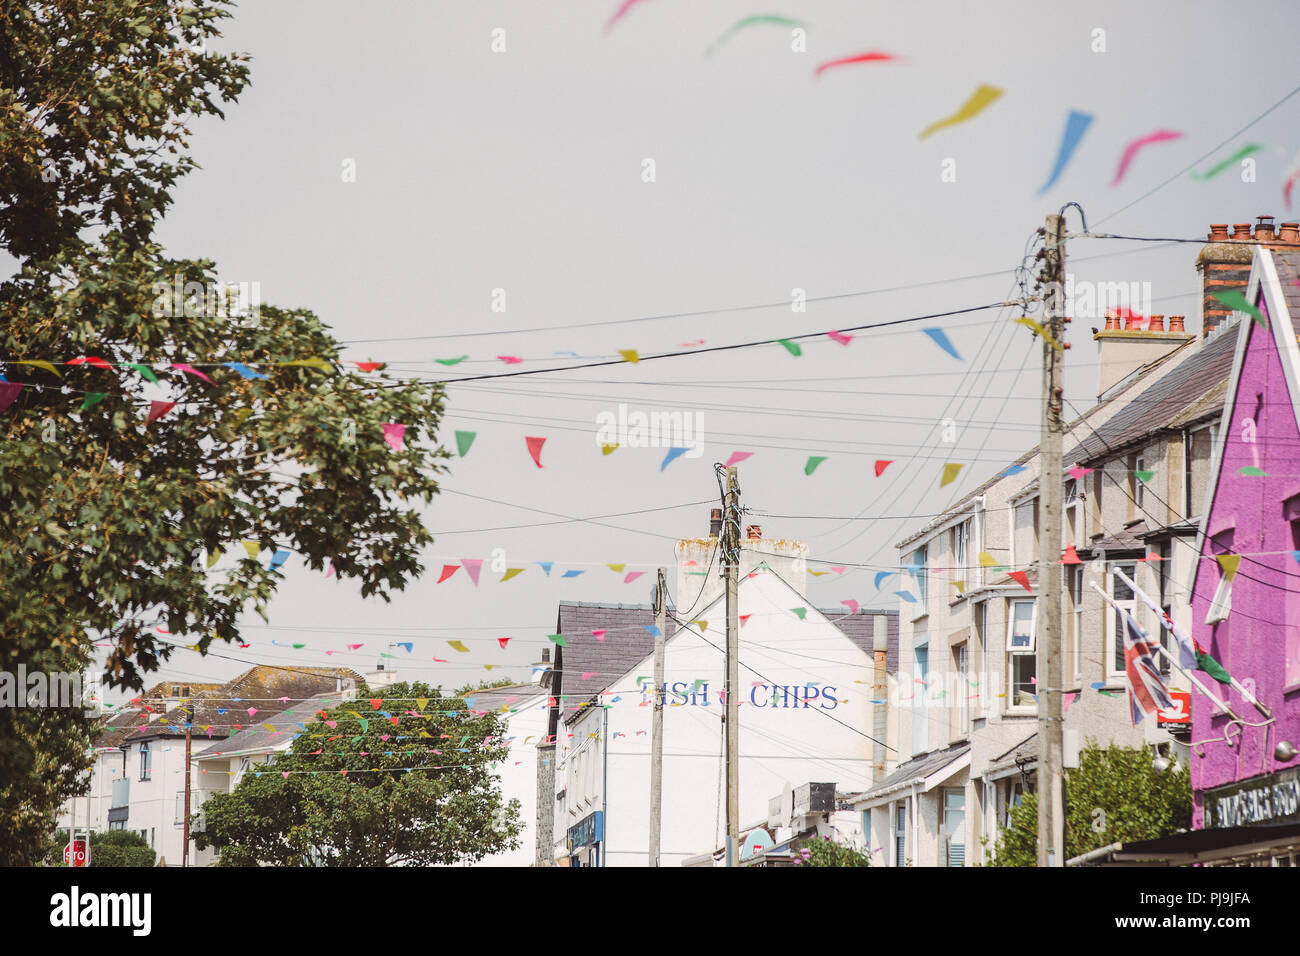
top-left (498, 637), bottom-right (510, 649)
top-left (68, 356), bottom-right (114, 369)
top-left (437, 564), bottom-right (460, 583)
top-left (526, 436), bottom-right (546, 468)
top-left (1061, 544), bottom-right (1081, 565)
top-left (1008, 570), bottom-right (1033, 593)
top-left (0, 383), bottom-right (24, 413)
top-left (354, 362), bottom-right (385, 372)
top-left (146, 401), bottom-right (176, 424)
top-left (874, 460), bottom-right (892, 477)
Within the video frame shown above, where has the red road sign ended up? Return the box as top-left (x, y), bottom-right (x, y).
top-left (63, 838), bottom-right (88, 867)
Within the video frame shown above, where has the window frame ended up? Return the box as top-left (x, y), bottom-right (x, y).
top-left (1108, 562), bottom-right (1138, 677)
top-left (138, 741), bottom-right (151, 782)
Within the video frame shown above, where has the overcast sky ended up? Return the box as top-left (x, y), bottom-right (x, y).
top-left (93, 0), bottom-right (1300, 700)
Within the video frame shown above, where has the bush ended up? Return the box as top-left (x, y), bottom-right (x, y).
top-left (793, 834), bottom-right (871, 867)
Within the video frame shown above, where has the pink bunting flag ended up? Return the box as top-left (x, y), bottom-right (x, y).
top-left (827, 330), bottom-right (853, 345)
top-left (325, 561), bottom-right (336, 578)
top-left (171, 362), bottom-right (214, 386)
top-left (624, 571), bottom-right (646, 583)
top-left (146, 400), bottom-right (176, 424)
top-left (1112, 130), bottom-right (1183, 186)
top-left (461, 558), bottom-right (483, 586)
top-left (841, 599), bottom-right (859, 614)
top-left (497, 355), bottom-right (524, 364)
top-left (592, 629), bottom-right (606, 641)
top-left (724, 451), bottom-right (753, 468)
top-left (603, 0), bottom-right (651, 32)
top-left (1064, 692), bottom-right (1079, 714)
top-left (1068, 466), bottom-right (1093, 480)
top-left (582, 672), bottom-right (597, 680)
top-left (0, 383), bottom-right (24, 413)
top-left (831, 566), bottom-right (846, 575)
top-left (526, 435), bottom-right (546, 468)
top-left (382, 423), bottom-right (406, 451)
top-left (347, 643), bottom-right (363, 650)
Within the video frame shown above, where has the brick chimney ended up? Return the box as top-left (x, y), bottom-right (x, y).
top-left (675, 518), bottom-right (808, 604)
top-left (1197, 218), bottom-right (1259, 336)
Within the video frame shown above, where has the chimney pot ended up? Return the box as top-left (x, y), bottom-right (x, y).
top-left (1232, 223), bottom-right (1253, 240)
top-left (1280, 222), bottom-right (1300, 243)
top-left (1208, 224), bottom-right (1230, 241)
top-left (1169, 315), bottom-right (1185, 333)
top-left (745, 525), bottom-right (762, 540)
top-left (1147, 313), bottom-right (1165, 332)
top-left (1124, 312), bottom-right (1143, 331)
top-left (1103, 312), bottom-right (1117, 331)
top-left (709, 508), bottom-right (722, 537)
top-left (1255, 215), bottom-right (1276, 241)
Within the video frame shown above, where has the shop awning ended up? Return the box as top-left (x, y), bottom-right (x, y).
top-left (1069, 822), bottom-right (1300, 866)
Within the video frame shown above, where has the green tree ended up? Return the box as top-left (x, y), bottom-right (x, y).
top-left (794, 834), bottom-right (872, 867)
top-left (194, 683), bottom-right (523, 866)
top-left (987, 742), bottom-right (1192, 867)
top-left (1, 1), bottom-right (448, 863)
top-left (46, 828), bottom-right (156, 867)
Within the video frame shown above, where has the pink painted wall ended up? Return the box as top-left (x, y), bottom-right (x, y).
top-left (1190, 294), bottom-right (1300, 827)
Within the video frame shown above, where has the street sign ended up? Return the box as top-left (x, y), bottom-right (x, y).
top-left (63, 838), bottom-right (89, 867)
top-left (1157, 690), bottom-right (1191, 727)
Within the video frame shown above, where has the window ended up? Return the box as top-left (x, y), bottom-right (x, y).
top-left (1134, 455), bottom-right (1146, 510)
top-left (1110, 563), bottom-right (1137, 674)
top-left (1007, 599), bottom-right (1036, 708)
top-left (138, 741), bottom-right (151, 782)
top-left (972, 602), bottom-right (987, 716)
top-left (1070, 566), bottom-right (1085, 683)
top-left (944, 790), bottom-right (966, 867)
top-left (1065, 479), bottom-right (1080, 544)
top-left (894, 802), bottom-right (908, 867)
top-left (912, 644), bottom-right (929, 755)
top-left (1157, 544), bottom-right (1173, 677)
top-left (1007, 599), bottom-right (1036, 652)
top-left (951, 520), bottom-right (969, 575)
top-left (175, 791), bottom-right (186, 825)
top-left (955, 643), bottom-right (970, 738)
top-left (1002, 781), bottom-right (1024, 828)
top-left (910, 545), bottom-right (929, 608)
top-left (862, 810), bottom-right (871, 853)
top-left (150, 828), bottom-right (155, 849)
top-left (109, 820), bottom-right (125, 832)
top-left (1092, 470), bottom-right (1104, 536)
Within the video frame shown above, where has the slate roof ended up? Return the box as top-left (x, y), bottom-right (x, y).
top-left (985, 732), bottom-right (1038, 777)
top-left (858, 741), bottom-right (970, 800)
top-left (1275, 249), bottom-right (1300, 318)
top-left (1085, 521), bottom-right (1149, 552)
top-left (551, 600), bottom-right (899, 715)
top-left (98, 665), bottom-right (362, 748)
top-left (1065, 328), bottom-right (1237, 465)
top-left (194, 691), bottom-right (347, 759)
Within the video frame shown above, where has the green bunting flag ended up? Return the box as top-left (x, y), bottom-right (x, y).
top-left (1134, 469), bottom-right (1155, 482)
top-left (80, 392), bottom-right (107, 410)
top-left (124, 363), bottom-right (159, 383)
top-left (791, 607), bottom-right (807, 620)
top-left (1212, 290), bottom-right (1266, 328)
top-left (777, 339), bottom-right (802, 357)
top-left (804, 456), bottom-right (827, 476)
top-left (455, 430), bottom-right (477, 457)
top-left (1195, 645), bottom-right (1233, 686)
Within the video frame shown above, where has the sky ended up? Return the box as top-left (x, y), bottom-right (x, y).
top-left (91, 0), bottom-right (1300, 702)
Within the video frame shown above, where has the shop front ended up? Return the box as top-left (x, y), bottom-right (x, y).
top-left (567, 810), bottom-right (604, 867)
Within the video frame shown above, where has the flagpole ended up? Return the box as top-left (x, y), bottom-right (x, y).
top-left (1111, 568), bottom-right (1268, 719)
top-left (1088, 581), bottom-right (1239, 721)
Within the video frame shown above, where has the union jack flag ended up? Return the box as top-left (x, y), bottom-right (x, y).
top-left (1121, 608), bottom-right (1175, 725)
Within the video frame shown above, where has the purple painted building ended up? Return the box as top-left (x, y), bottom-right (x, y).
top-left (1188, 242), bottom-right (1300, 853)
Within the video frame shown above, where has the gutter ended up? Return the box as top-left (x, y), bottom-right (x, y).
top-left (1066, 841), bottom-right (1123, 867)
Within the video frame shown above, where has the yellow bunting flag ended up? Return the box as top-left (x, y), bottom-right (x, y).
top-left (601, 443), bottom-right (619, 456)
top-left (1216, 553), bottom-right (1241, 582)
top-left (282, 358), bottom-right (334, 373)
top-left (953, 580), bottom-right (966, 592)
top-left (500, 568), bottom-right (524, 582)
top-left (809, 570), bottom-right (829, 576)
top-left (607, 563), bottom-right (626, 573)
top-left (448, 640), bottom-right (470, 653)
top-left (416, 698), bottom-right (429, 711)
top-left (1015, 316), bottom-right (1063, 352)
top-left (12, 360), bottom-right (61, 377)
top-left (242, 541), bottom-right (260, 560)
top-left (692, 620), bottom-right (708, 631)
top-left (206, 550), bottom-right (223, 569)
top-left (618, 350), bottom-right (640, 364)
top-left (978, 552), bottom-right (997, 568)
top-left (940, 462), bottom-right (964, 487)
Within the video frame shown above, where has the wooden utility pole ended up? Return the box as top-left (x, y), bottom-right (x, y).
top-left (1037, 212), bottom-right (1067, 867)
top-left (722, 467), bottom-right (741, 867)
top-left (648, 566), bottom-right (667, 867)
top-left (182, 700), bottom-right (193, 867)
